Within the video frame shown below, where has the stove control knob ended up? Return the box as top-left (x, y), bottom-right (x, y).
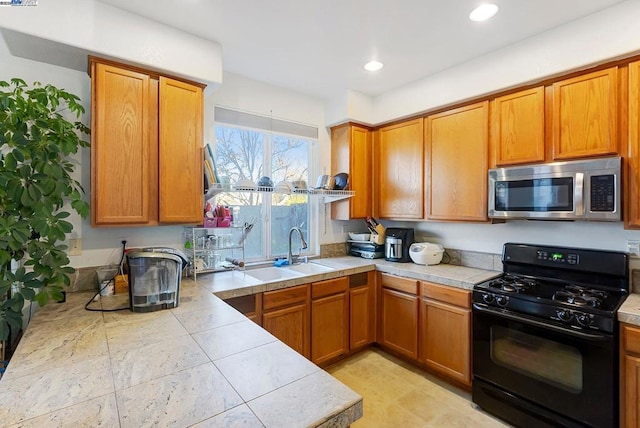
top-left (556, 309), bottom-right (572, 322)
top-left (575, 313), bottom-right (592, 326)
top-left (495, 295), bottom-right (509, 307)
top-left (482, 293), bottom-right (495, 304)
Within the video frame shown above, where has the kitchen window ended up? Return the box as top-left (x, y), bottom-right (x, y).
top-left (213, 107), bottom-right (318, 261)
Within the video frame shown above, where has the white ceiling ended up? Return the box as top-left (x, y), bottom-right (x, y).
top-left (98, 0), bottom-right (627, 100)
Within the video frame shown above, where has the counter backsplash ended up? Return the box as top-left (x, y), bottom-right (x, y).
top-left (66, 245), bottom-right (639, 294)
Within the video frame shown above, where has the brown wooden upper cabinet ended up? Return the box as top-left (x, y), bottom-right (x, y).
top-left (90, 58), bottom-right (204, 226)
top-left (550, 67), bottom-right (619, 160)
top-left (375, 118), bottom-right (424, 219)
top-left (627, 60), bottom-right (640, 229)
top-left (331, 123), bottom-right (372, 219)
top-left (425, 101), bottom-right (489, 221)
top-left (490, 86), bottom-right (545, 167)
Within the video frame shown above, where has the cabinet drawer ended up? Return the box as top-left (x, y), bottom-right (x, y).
top-left (421, 282), bottom-right (471, 308)
top-left (312, 277), bottom-right (348, 299)
top-left (263, 284), bottom-right (309, 311)
top-left (379, 273), bottom-right (418, 295)
top-left (623, 324), bottom-right (640, 355)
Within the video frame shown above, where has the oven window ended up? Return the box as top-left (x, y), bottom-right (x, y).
top-left (490, 326), bottom-right (582, 393)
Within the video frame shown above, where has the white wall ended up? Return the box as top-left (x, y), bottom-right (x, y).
top-left (333, 0), bottom-right (640, 125)
top-left (0, 0), bottom-right (222, 86)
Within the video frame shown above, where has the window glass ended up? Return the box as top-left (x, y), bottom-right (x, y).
top-left (214, 124), bottom-right (313, 261)
top-left (271, 135), bottom-right (310, 256)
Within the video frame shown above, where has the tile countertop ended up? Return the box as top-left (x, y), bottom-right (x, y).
top-left (198, 256), bottom-right (502, 300)
top-left (619, 293), bottom-right (640, 327)
top-left (0, 257), bottom-right (501, 427)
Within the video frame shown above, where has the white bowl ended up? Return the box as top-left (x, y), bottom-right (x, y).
top-left (349, 232), bottom-right (371, 241)
top-left (275, 180), bottom-right (294, 194)
top-left (234, 179), bottom-right (256, 190)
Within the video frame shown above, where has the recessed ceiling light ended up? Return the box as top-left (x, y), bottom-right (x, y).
top-left (469, 4), bottom-right (499, 22)
top-left (364, 61), bottom-right (384, 72)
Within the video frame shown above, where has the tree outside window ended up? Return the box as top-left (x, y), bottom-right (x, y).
top-left (213, 125), bottom-right (312, 260)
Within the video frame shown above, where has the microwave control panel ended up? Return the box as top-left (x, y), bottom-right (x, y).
top-left (590, 175), bottom-right (615, 212)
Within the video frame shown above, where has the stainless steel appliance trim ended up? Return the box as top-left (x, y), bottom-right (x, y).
top-left (574, 173), bottom-right (584, 217)
top-left (126, 252), bottom-right (183, 263)
top-left (488, 156), bottom-right (621, 221)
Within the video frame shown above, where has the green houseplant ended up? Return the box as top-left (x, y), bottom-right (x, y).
top-left (0, 78), bottom-right (90, 342)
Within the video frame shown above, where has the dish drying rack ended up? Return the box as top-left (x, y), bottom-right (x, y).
top-left (183, 221), bottom-right (254, 280)
top-left (205, 183), bottom-right (354, 203)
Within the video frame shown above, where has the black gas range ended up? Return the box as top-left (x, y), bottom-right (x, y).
top-left (472, 243), bottom-right (629, 428)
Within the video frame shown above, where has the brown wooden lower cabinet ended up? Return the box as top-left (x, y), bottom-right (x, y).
top-left (311, 277), bottom-right (349, 365)
top-left (378, 273), bottom-right (419, 360)
top-left (223, 271), bottom-right (474, 392)
top-left (349, 271), bottom-right (376, 350)
top-left (262, 284), bottom-right (310, 359)
top-left (621, 323), bottom-right (640, 427)
top-left (419, 281), bottom-right (472, 387)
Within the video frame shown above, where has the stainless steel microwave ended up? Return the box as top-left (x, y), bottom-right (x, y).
top-left (488, 157), bottom-right (621, 221)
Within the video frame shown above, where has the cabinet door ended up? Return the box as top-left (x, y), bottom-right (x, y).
top-left (350, 285), bottom-right (373, 349)
top-left (311, 291), bottom-right (348, 365)
top-left (159, 77), bottom-right (204, 224)
top-left (420, 298), bottom-right (471, 386)
top-left (331, 124), bottom-right (372, 219)
top-left (263, 303), bottom-right (310, 358)
top-left (376, 119), bottom-right (424, 219)
top-left (349, 271), bottom-right (376, 350)
top-left (491, 87), bottom-right (545, 166)
top-left (91, 62), bottom-right (154, 225)
top-left (379, 287), bottom-right (419, 360)
top-left (627, 61), bottom-right (640, 228)
top-left (426, 101), bottom-right (489, 221)
top-left (551, 67), bottom-right (618, 160)
top-left (624, 355), bottom-right (640, 428)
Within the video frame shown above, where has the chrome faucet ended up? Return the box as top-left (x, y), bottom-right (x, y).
top-left (287, 227), bottom-right (308, 265)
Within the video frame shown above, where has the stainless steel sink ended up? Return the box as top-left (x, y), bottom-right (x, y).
top-left (284, 263), bottom-right (334, 275)
top-left (245, 267), bottom-right (303, 282)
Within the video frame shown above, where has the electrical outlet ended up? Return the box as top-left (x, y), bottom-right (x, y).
top-left (341, 225), bottom-right (348, 234)
top-left (69, 238), bottom-right (82, 256)
top-left (627, 240), bottom-right (640, 258)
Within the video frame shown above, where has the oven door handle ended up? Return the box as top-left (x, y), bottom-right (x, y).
top-left (472, 303), bottom-right (611, 342)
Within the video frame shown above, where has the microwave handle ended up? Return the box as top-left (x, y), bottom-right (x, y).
top-left (574, 173), bottom-right (584, 216)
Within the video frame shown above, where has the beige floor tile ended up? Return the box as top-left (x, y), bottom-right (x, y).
top-left (326, 348), bottom-right (510, 428)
